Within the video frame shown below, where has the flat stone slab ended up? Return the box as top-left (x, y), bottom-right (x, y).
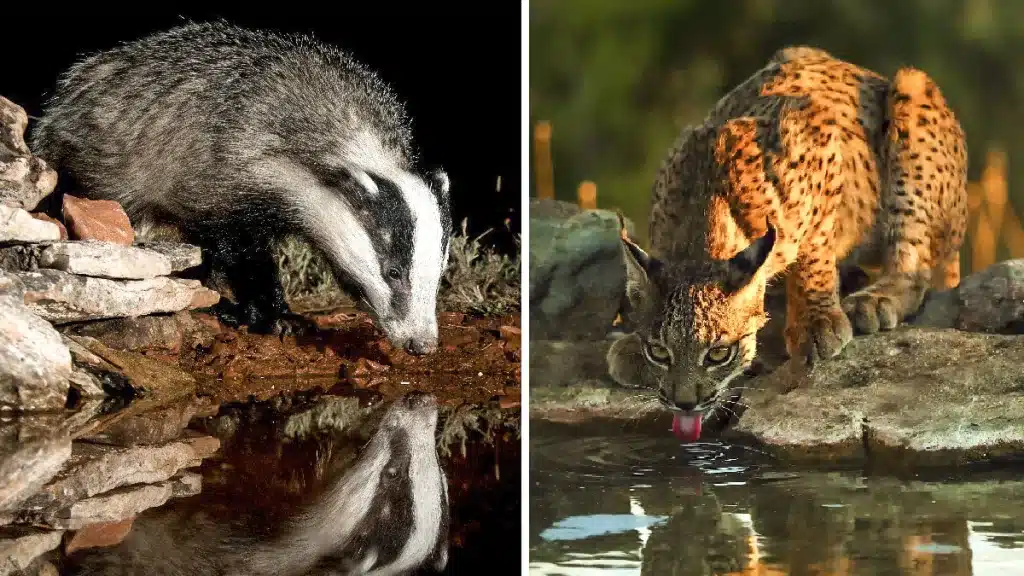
top-left (62, 311), bottom-right (220, 355)
top-left (43, 472), bottom-right (202, 530)
top-left (731, 328), bottom-right (1024, 466)
top-left (0, 241), bottom-right (173, 279)
top-left (15, 269), bottom-right (220, 324)
top-left (0, 437), bottom-right (72, 513)
top-left (80, 398), bottom-right (206, 447)
top-left (19, 433), bottom-right (220, 511)
top-left (0, 527), bottom-right (63, 576)
top-left (0, 274), bottom-right (72, 412)
top-left (67, 335), bottom-right (198, 402)
top-left (531, 328), bottom-right (1024, 467)
top-left (0, 206), bottom-right (60, 245)
top-left (133, 242), bottom-right (203, 273)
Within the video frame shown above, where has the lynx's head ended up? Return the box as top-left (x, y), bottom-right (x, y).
top-left (606, 218), bottom-right (776, 440)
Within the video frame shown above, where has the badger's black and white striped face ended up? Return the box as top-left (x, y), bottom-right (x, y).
top-left (293, 153), bottom-right (453, 355)
top-left (241, 391), bottom-right (448, 576)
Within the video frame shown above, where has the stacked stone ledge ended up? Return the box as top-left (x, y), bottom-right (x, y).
top-left (1, 96), bottom-right (222, 574)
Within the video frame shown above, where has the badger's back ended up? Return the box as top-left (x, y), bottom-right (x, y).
top-left (31, 21), bottom-right (414, 231)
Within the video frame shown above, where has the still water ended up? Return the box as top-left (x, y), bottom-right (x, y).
top-left (529, 421), bottom-right (1024, 576)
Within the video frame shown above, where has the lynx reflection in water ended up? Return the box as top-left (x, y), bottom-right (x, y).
top-left (529, 423), bottom-right (1024, 576)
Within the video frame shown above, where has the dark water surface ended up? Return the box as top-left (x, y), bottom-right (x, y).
top-left (529, 420), bottom-right (1024, 576)
top-left (53, 393), bottom-right (520, 575)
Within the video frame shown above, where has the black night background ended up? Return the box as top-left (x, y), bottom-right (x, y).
top-left (1, 4), bottom-right (522, 256)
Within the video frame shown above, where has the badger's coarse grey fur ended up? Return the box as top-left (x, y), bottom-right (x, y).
top-left (31, 21), bottom-right (454, 354)
top-left (65, 391), bottom-right (450, 576)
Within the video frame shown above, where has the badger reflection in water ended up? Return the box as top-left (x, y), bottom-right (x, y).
top-left (65, 391), bottom-right (450, 576)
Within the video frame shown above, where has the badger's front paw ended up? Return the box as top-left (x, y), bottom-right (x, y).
top-left (219, 300), bottom-right (320, 339)
top-left (787, 305), bottom-right (853, 367)
top-left (841, 290), bottom-right (900, 334)
top-left (268, 313), bottom-right (321, 340)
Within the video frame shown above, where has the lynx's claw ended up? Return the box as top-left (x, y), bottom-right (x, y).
top-left (791, 306), bottom-right (853, 367)
top-left (842, 290), bottom-right (900, 334)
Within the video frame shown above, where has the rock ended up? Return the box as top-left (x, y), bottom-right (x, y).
top-left (529, 338), bottom-right (616, 389)
top-left (912, 259), bottom-right (1024, 333)
top-left (439, 311), bottom-right (465, 326)
top-left (29, 215), bottom-right (66, 241)
top-left (19, 433), bottom-right (219, 512)
top-left (731, 328), bottom-right (1024, 466)
top-left (66, 336), bottom-right (197, 402)
top-left (0, 206), bottom-right (61, 244)
top-left (952, 259), bottom-right (1024, 333)
top-left (61, 195), bottom-right (134, 246)
top-left (41, 473), bottom-right (201, 530)
top-left (66, 368), bottom-right (106, 399)
top-left (61, 336), bottom-right (122, 378)
top-left (63, 517), bottom-right (134, 554)
top-left (46, 241), bottom-right (170, 279)
top-left (0, 98), bottom-right (31, 157)
top-left (63, 315), bottom-right (185, 354)
top-left (499, 325), bottom-right (521, 351)
top-left (189, 287), bottom-right (220, 310)
top-left (0, 272), bottom-right (22, 298)
top-left (0, 436), bottom-right (72, 513)
top-left (171, 471), bottom-right (203, 497)
top-left (0, 273), bottom-right (72, 412)
top-left (0, 241), bottom-right (173, 279)
top-left (0, 527), bottom-right (63, 576)
top-left (29, 560), bottom-right (59, 576)
top-left (0, 97), bottom-right (58, 211)
top-left (79, 398), bottom-right (200, 446)
top-left (909, 288), bottom-right (959, 329)
top-left (133, 242), bottom-right (203, 273)
top-left (15, 269), bottom-right (220, 324)
top-left (0, 398), bottom-right (104, 448)
top-left (529, 198), bottom-right (636, 340)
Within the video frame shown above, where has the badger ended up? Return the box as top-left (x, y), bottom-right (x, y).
top-left (64, 391), bottom-right (450, 576)
top-left (31, 21), bottom-right (453, 354)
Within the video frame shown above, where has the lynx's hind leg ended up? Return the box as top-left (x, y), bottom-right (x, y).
top-left (842, 67), bottom-right (968, 333)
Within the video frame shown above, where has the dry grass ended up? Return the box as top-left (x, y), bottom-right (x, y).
top-left (274, 218), bottom-right (520, 316)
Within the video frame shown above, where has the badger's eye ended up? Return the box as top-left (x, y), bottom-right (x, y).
top-left (704, 344), bottom-right (737, 366)
top-left (387, 267), bottom-right (402, 280)
top-left (642, 339), bottom-right (672, 367)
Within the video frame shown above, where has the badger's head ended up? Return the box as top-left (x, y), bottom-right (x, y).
top-left (303, 161), bottom-right (453, 355)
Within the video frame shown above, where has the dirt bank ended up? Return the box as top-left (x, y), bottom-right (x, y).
top-left (126, 307), bottom-right (522, 409)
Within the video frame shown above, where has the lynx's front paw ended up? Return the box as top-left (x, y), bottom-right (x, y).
top-left (841, 290), bottom-right (900, 334)
top-left (787, 306), bottom-right (853, 366)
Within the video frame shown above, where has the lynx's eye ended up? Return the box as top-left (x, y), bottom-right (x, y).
top-left (642, 339), bottom-right (672, 367)
top-left (704, 344), bottom-right (737, 366)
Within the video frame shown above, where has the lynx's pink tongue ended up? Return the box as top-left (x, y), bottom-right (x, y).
top-left (672, 412), bottom-right (702, 442)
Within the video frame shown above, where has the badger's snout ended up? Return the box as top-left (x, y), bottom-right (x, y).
top-left (404, 336), bottom-right (438, 355)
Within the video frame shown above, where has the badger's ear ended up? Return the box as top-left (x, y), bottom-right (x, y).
top-left (427, 168), bottom-right (450, 205)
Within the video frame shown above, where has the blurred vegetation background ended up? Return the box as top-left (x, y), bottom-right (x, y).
top-left (529, 0), bottom-right (1024, 274)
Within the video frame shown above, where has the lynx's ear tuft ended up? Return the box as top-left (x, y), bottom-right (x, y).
top-left (618, 216), bottom-right (662, 317)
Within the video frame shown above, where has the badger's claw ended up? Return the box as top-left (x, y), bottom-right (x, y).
top-left (270, 313), bottom-right (321, 340)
